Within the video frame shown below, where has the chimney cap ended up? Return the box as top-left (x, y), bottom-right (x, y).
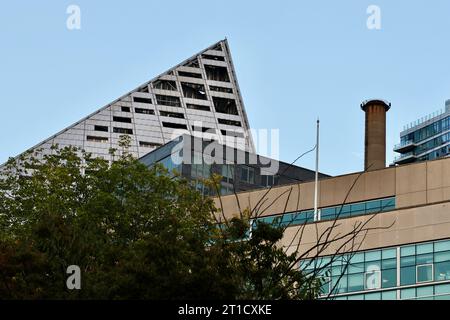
top-left (360, 99), bottom-right (391, 112)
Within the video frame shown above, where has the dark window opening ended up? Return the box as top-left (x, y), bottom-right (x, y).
top-left (211, 43), bottom-right (223, 51)
top-left (178, 71), bottom-right (202, 79)
top-left (113, 116), bottom-right (132, 123)
top-left (213, 97), bottom-right (238, 115)
top-left (218, 118), bottom-right (241, 127)
top-left (162, 122), bottom-right (188, 130)
top-left (133, 96), bottom-right (152, 104)
top-left (160, 111), bottom-right (185, 119)
top-left (153, 80), bottom-right (177, 91)
top-left (94, 125), bottom-right (108, 132)
top-left (113, 127), bottom-right (133, 135)
top-left (221, 130), bottom-right (244, 138)
top-left (181, 82), bottom-right (207, 100)
top-left (210, 85), bottom-right (233, 94)
top-left (192, 126), bottom-right (215, 133)
top-left (205, 65), bottom-right (230, 82)
top-left (156, 95), bottom-right (181, 107)
top-left (138, 85), bottom-right (149, 93)
top-left (202, 54), bottom-right (225, 61)
top-left (183, 59), bottom-right (199, 68)
top-left (87, 135), bottom-right (108, 143)
top-left (186, 104), bottom-right (210, 112)
top-left (139, 141), bottom-right (162, 148)
top-left (135, 108), bottom-right (155, 115)
top-left (121, 106), bottom-right (131, 112)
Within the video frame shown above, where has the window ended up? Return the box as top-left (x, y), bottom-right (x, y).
top-left (364, 270), bottom-right (381, 290)
top-left (121, 106), bottom-right (131, 112)
top-left (211, 43), bottom-right (222, 51)
top-left (218, 118), bottom-right (241, 127)
top-left (221, 130), bottom-right (245, 138)
top-left (186, 103), bottom-right (210, 111)
top-left (139, 141), bottom-right (161, 148)
top-left (113, 127), bottom-right (133, 134)
top-left (213, 97), bottom-right (238, 115)
top-left (201, 54), bottom-right (225, 61)
top-left (133, 96), bottom-right (152, 104)
top-left (113, 116), bottom-right (132, 123)
top-left (221, 165), bottom-right (234, 184)
top-left (94, 125), bottom-right (108, 132)
top-left (261, 175), bottom-right (278, 187)
top-left (156, 94), bottom-right (181, 107)
top-left (162, 122), bottom-right (187, 130)
top-left (160, 111), bottom-right (185, 119)
top-left (183, 59), bottom-right (199, 68)
top-left (181, 82), bottom-right (207, 100)
top-left (87, 136), bottom-right (108, 143)
top-left (138, 85), bottom-right (149, 93)
top-left (135, 108), bottom-right (155, 115)
top-left (417, 264), bottom-right (434, 283)
top-left (192, 125), bottom-right (215, 133)
top-left (240, 166), bottom-right (255, 184)
top-left (205, 65), bottom-right (230, 82)
top-left (210, 85), bottom-right (233, 93)
top-left (178, 71), bottom-right (202, 79)
top-left (153, 80), bottom-right (177, 91)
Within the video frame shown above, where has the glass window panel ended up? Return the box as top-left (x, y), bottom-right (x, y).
top-left (348, 262), bottom-right (365, 274)
top-left (416, 285), bottom-right (433, 297)
top-left (382, 290), bottom-right (397, 300)
top-left (381, 198), bottom-right (395, 210)
top-left (349, 252), bottom-right (364, 264)
top-left (331, 266), bottom-right (345, 277)
top-left (400, 256), bottom-right (416, 267)
top-left (401, 288), bottom-right (416, 300)
top-left (364, 292), bottom-right (381, 300)
top-left (382, 258), bottom-right (396, 270)
top-left (417, 264), bottom-right (433, 283)
top-left (350, 203), bottom-right (365, 216)
top-left (434, 294), bottom-right (450, 300)
top-left (365, 270), bottom-right (381, 290)
top-left (401, 245), bottom-right (416, 256)
top-left (434, 251), bottom-right (450, 263)
top-left (365, 250), bottom-right (381, 261)
top-left (434, 240), bottom-right (450, 252)
top-left (382, 248), bottom-right (396, 259)
top-left (381, 269), bottom-right (397, 288)
top-left (331, 275), bottom-right (347, 294)
top-left (334, 296), bottom-right (347, 301)
top-left (434, 261), bottom-right (450, 281)
top-left (347, 294), bottom-right (364, 300)
top-left (321, 207), bottom-right (336, 219)
top-left (320, 277), bottom-right (331, 295)
top-left (435, 283), bottom-right (450, 295)
top-left (366, 200), bottom-right (381, 213)
top-left (416, 253), bottom-right (433, 264)
top-left (365, 261), bottom-right (381, 272)
top-left (417, 243), bottom-right (433, 255)
top-left (400, 266), bottom-right (416, 286)
top-left (347, 273), bottom-right (364, 292)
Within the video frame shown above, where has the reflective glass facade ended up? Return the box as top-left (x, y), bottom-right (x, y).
top-left (301, 238), bottom-right (450, 300)
top-left (254, 197), bottom-right (395, 227)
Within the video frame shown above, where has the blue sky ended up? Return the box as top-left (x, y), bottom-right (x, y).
top-left (1, 1), bottom-right (449, 176)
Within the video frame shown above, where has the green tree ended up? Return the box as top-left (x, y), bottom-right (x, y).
top-left (0, 139), bottom-right (319, 299)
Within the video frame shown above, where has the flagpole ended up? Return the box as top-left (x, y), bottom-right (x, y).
top-left (314, 119), bottom-right (320, 221)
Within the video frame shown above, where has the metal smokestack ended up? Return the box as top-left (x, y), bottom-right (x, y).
top-left (361, 99), bottom-right (391, 171)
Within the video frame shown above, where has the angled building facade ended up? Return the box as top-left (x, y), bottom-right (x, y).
top-left (11, 39), bottom-right (254, 162)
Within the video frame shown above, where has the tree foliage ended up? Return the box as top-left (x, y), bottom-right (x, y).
top-left (0, 139), bottom-right (320, 299)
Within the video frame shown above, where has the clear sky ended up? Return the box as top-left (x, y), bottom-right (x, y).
top-left (1, 1), bottom-right (449, 176)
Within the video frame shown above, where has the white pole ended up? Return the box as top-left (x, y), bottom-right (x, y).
top-left (314, 119), bottom-right (320, 221)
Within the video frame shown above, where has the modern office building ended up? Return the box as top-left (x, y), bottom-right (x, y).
top-left (7, 39), bottom-right (254, 163)
top-left (393, 100), bottom-right (450, 165)
top-left (215, 100), bottom-right (450, 300)
top-left (140, 134), bottom-right (329, 196)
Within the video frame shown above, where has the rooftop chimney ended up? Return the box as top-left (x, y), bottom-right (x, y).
top-left (361, 99), bottom-right (391, 171)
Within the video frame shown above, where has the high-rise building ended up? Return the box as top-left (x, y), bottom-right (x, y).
top-left (7, 39), bottom-right (254, 163)
top-left (215, 100), bottom-right (450, 300)
top-left (393, 100), bottom-right (450, 165)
